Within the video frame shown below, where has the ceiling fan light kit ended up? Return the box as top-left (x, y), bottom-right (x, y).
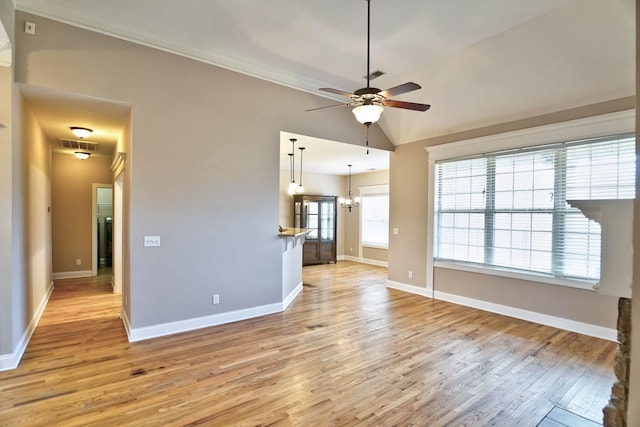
top-left (307, 0), bottom-right (430, 126)
top-left (352, 104), bottom-right (384, 124)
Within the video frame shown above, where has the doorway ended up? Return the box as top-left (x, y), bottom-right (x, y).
top-left (92, 184), bottom-right (113, 278)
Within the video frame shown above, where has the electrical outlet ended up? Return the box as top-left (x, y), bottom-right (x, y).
top-left (350, 247), bottom-right (353, 253)
top-left (25, 21), bottom-right (36, 35)
top-left (408, 270), bottom-right (413, 279)
top-left (76, 258), bottom-right (81, 265)
top-left (213, 294), bottom-right (220, 305)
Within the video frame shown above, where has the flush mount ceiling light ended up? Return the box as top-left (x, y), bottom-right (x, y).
top-left (74, 151), bottom-right (90, 160)
top-left (70, 126), bottom-right (93, 139)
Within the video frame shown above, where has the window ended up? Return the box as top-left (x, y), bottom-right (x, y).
top-left (360, 185), bottom-right (389, 248)
top-left (434, 135), bottom-right (635, 282)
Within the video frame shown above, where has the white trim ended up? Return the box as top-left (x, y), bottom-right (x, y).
top-left (110, 152), bottom-right (126, 177)
top-left (121, 307), bottom-right (132, 341)
top-left (358, 184), bottom-right (389, 195)
top-left (362, 243), bottom-right (388, 250)
top-left (424, 110), bottom-right (635, 294)
top-left (52, 270), bottom-right (93, 279)
top-left (342, 255), bottom-right (388, 267)
top-left (386, 280), bottom-right (433, 298)
top-left (0, 282), bottom-right (54, 371)
top-left (425, 110), bottom-right (635, 161)
top-left (127, 302), bottom-right (284, 342)
top-left (283, 282), bottom-right (303, 310)
top-left (433, 290), bottom-right (617, 342)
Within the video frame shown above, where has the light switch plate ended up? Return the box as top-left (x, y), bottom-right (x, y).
top-left (144, 236), bottom-right (161, 247)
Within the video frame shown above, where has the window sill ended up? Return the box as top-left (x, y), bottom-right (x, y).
top-left (433, 260), bottom-right (597, 291)
top-left (362, 243), bottom-right (388, 250)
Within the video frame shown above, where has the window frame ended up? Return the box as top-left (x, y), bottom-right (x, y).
top-left (424, 110), bottom-right (635, 294)
top-left (359, 184), bottom-right (390, 250)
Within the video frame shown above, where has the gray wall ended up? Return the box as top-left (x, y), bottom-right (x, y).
top-left (11, 11), bottom-right (392, 332)
top-left (388, 97), bottom-right (635, 331)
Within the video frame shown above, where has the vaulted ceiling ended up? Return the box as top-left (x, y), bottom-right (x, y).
top-left (15, 0), bottom-right (635, 149)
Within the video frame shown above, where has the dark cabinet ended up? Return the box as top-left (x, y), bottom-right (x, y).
top-left (293, 195), bottom-right (337, 265)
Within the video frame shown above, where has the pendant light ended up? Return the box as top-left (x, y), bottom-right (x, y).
top-left (287, 138), bottom-right (298, 195)
top-left (339, 165), bottom-right (360, 212)
top-left (296, 146), bottom-right (305, 194)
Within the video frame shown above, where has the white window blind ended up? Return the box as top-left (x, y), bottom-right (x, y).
top-left (361, 193), bottom-right (389, 248)
top-left (434, 135), bottom-right (635, 282)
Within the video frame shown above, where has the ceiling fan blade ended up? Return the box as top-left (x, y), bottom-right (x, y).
top-left (378, 82), bottom-right (422, 98)
top-left (383, 99), bottom-right (431, 111)
top-left (319, 88), bottom-right (355, 98)
top-left (306, 103), bottom-right (351, 112)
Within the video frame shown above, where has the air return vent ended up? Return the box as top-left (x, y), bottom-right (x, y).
top-left (57, 138), bottom-right (98, 151)
top-left (364, 70), bottom-right (385, 80)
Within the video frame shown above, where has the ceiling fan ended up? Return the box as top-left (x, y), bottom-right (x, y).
top-left (307, 0), bottom-right (431, 125)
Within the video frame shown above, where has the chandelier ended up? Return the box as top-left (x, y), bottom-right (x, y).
top-left (339, 164), bottom-right (360, 212)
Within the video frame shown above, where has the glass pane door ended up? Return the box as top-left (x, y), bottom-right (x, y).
top-left (305, 201), bottom-right (319, 239)
top-left (320, 200), bottom-right (334, 241)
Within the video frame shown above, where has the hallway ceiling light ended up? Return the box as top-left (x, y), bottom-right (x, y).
top-left (70, 126), bottom-right (93, 139)
top-left (74, 151), bottom-right (90, 160)
top-left (352, 104), bottom-right (384, 125)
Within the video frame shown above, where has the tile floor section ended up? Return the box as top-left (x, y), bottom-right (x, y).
top-left (537, 407), bottom-right (602, 427)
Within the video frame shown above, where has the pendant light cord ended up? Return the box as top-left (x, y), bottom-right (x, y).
top-left (299, 147), bottom-right (305, 186)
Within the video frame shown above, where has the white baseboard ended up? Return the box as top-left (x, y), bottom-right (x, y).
top-left (121, 308), bottom-right (132, 341)
top-left (385, 280), bottom-right (616, 342)
top-left (52, 270), bottom-right (93, 280)
top-left (0, 282), bottom-right (54, 371)
top-left (433, 290), bottom-right (617, 342)
top-left (386, 280), bottom-right (433, 297)
top-left (127, 302), bottom-right (285, 342)
top-left (341, 255), bottom-right (388, 268)
top-left (283, 282), bottom-right (303, 310)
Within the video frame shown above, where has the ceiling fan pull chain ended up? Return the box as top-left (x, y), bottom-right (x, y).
top-left (366, 122), bottom-right (370, 155)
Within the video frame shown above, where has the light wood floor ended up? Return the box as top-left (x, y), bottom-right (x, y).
top-left (0, 262), bottom-right (615, 426)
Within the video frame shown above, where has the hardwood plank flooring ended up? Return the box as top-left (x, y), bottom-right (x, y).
top-left (0, 261), bottom-right (615, 426)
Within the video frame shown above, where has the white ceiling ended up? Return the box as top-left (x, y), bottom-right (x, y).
top-left (14, 0), bottom-right (635, 172)
top-left (280, 131), bottom-right (389, 176)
